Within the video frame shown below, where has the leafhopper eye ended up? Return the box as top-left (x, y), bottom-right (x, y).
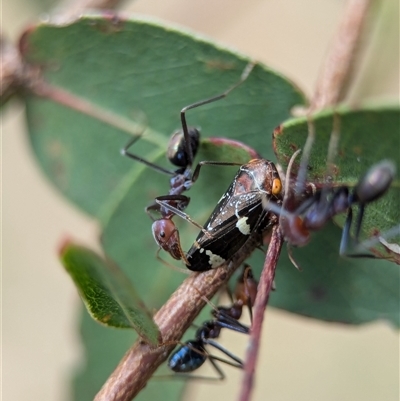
top-left (271, 178), bottom-right (282, 195)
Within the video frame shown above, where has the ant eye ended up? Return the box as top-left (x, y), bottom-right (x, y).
top-left (271, 178), bottom-right (282, 195)
top-left (160, 231), bottom-right (165, 238)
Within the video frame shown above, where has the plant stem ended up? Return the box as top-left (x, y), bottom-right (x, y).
top-left (0, 35), bottom-right (24, 103)
top-left (238, 225), bottom-right (283, 401)
top-left (311, 0), bottom-right (371, 110)
top-left (94, 233), bottom-right (263, 401)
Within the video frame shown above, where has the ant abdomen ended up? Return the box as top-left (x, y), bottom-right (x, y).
top-left (167, 127), bottom-right (200, 168)
top-left (168, 340), bottom-right (206, 373)
top-left (353, 160), bottom-right (396, 204)
top-left (303, 187), bottom-right (350, 231)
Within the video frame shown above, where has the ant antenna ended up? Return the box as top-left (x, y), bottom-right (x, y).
top-left (284, 149), bottom-right (302, 205)
top-left (325, 112), bottom-right (340, 180)
top-left (295, 114), bottom-right (316, 196)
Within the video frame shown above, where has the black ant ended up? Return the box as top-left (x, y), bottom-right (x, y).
top-left (121, 63), bottom-right (256, 267)
top-left (267, 115), bottom-right (397, 267)
top-left (167, 265), bottom-right (258, 380)
top-left (122, 127), bottom-right (203, 266)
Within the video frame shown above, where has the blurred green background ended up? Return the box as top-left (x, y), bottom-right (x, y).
top-left (3, 0), bottom-right (399, 400)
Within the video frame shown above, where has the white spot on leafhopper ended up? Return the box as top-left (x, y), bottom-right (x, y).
top-left (205, 250), bottom-right (225, 268)
top-left (236, 216), bottom-right (251, 235)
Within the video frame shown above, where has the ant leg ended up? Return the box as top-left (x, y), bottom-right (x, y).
top-left (294, 113), bottom-right (339, 197)
top-left (339, 206), bottom-right (354, 256)
top-left (354, 203), bottom-right (365, 241)
top-left (146, 197), bottom-right (188, 222)
top-left (199, 293), bottom-right (250, 334)
top-left (180, 62), bottom-right (256, 167)
top-left (340, 159), bottom-right (397, 256)
top-left (340, 209), bottom-right (400, 258)
top-left (207, 357), bottom-right (226, 381)
top-left (215, 313), bottom-right (249, 335)
top-left (121, 135), bottom-right (175, 176)
top-left (154, 194), bottom-right (190, 216)
top-left (287, 244), bottom-right (302, 271)
top-left (155, 198), bottom-right (212, 238)
top-left (155, 248), bottom-right (190, 275)
top-left (157, 359), bottom-right (226, 381)
top-left (282, 149), bottom-right (302, 211)
top-left (293, 113), bottom-right (339, 201)
top-left (339, 206), bottom-right (377, 258)
top-left (145, 202), bottom-right (162, 221)
top-left (295, 116), bottom-right (315, 196)
top-left (357, 225), bottom-right (400, 253)
top-left (224, 279), bottom-right (235, 305)
top-left (325, 112), bottom-right (341, 181)
top-left (195, 291), bottom-right (249, 334)
top-left (204, 339), bottom-right (244, 367)
top-left (317, 112), bottom-right (341, 209)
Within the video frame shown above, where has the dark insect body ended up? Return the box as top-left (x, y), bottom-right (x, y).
top-left (121, 63), bottom-right (255, 267)
top-left (185, 158), bottom-right (283, 271)
top-left (282, 159), bottom-right (395, 249)
top-left (269, 117), bottom-right (397, 265)
top-left (168, 265), bottom-right (258, 379)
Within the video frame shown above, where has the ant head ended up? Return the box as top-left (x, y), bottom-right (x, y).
top-left (152, 219), bottom-right (184, 261)
top-left (167, 127), bottom-right (200, 168)
top-left (353, 160), bottom-right (396, 204)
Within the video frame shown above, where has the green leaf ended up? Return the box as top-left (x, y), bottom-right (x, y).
top-left (274, 104), bottom-right (400, 254)
top-left (21, 14), bottom-right (306, 217)
top-left (246, 221), bottom-right (400, 326)
top-left (60, 242), bottom-right (160, 345)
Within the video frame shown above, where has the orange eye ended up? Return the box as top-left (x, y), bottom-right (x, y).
top-left (271, 178), bottom-right (282, 195)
